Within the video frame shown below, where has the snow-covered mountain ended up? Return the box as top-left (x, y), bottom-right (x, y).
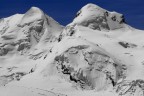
top-left (0, 3), bottom-right (144, 96)
top-left (0, 7), bottom-right (63, 56)
top-left (71, 3), bottom-right (126, 30)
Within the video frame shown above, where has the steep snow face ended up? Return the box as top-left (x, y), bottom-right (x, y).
top-left (0, 14), bottom-right (23, 35)
top-left (0, 7), bottom-right (63, 56)
top-left (0, 7), bottom-right (63, 86)
top-left (71, 3), bottom-right (126, 31)
top-left (0, 14), bottom-right (24, 56)
top-left (20, 7), bottom-right (45, 26)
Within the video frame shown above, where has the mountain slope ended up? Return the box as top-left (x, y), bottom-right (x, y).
top-left (0, 7), bottom-right (63, 56)
top-left (0, 6), bottom-right (63, 87)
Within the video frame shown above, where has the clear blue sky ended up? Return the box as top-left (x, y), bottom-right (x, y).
top-left (0, 0), bottom-right (144, 29)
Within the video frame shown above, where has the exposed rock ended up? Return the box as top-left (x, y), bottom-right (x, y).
top-left (115, 80), bottom-right (144, 96)
top-left (119, 41), bottom-right (137, 48)
top-left (54, 45), bottom-right (124, 90)
top-left (0, 72), bottom-right (27, 86)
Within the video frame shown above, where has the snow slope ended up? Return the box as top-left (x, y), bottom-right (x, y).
top-left (0, 3), bottom-right (144, 96)
top-left (71, 3), bottom-right (126, 31)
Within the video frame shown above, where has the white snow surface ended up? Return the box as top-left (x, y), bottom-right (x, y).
top-left (0, 3), bottom-right (144, 96)
top-left (20, 7), bottom-right (45, 25)
top-left (71, 3), bottom-right (126, 30)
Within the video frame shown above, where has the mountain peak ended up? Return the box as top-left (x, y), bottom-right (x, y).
top-left (20, 6), bottom-right (45, 25)
top-left (72, 3), bottom-right (126, 31)
top-left (29, 6), bottom-right (43, 14)
top-left (82, 3), bottom-right (106, 12)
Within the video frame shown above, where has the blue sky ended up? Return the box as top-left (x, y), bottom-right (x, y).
top-left (0, 0), bottom-right (144, 29)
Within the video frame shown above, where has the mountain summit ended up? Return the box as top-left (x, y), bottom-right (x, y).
top-left (20, 7), bottom-right (45, 25)
top-left (71, 3), bottom-right (126, 30)
top-left (0, 3), bottom-right (144, 96)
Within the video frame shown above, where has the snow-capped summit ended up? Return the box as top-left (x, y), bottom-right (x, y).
top-left (71, 3), bottom-right (126, 30)
top-left (0, 6), bottom-right (63, 56)
top-left (20, 7), bottom-right (45, 26)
